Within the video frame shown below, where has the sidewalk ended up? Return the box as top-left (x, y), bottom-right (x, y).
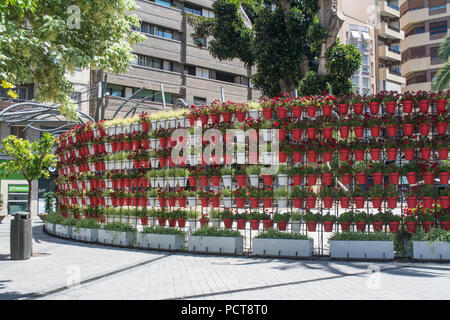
top-left (1, 216), bottom-right (449, 300)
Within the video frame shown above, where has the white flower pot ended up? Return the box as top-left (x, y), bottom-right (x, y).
top-left (150, 158), bottom-right (158, 168)
top-left (168, 177), bottom-right (176, 188)
top-left (187, 197), bottom-right (196, 207)
top-left (262, 152), bottom-right (272, 164)
top-left (278, 174), bottom-right (288, 186)
top-left (148, 197), bottom-right (155, 207)
top-left (189, 135), bottom-right (195, 146)
top-left (168, 118), bottom-right (176, 128)
top-left (261, 129), bottom-right (271, 141)
top-left (189, 155), bottom-right (198, 166)
top-left (177, 177), bottom-right (186, 187)
top-left (114, 161), bottom-right (121, 170)
top-left (157, 120), bottom-right (166, 129)
top-left (156, 178), bottom-right (164, 188)
top-left (106, 143), bottom-right (112, 153)
top-left (222, 175), bottom-right (232, 188)
top-left (278, 198), bottom-right (288, 208)
top-left (223, 197), bottom-right (232, 208)
top-left (177, 117), bottom-right (186, 128)
top-left (248, 109), bottom-right (259, 119)
top-left (249, 174), bottom-right (259, 187)
top-left (151, 120), bottom-right (157, 130)
top-left (252, 238), bottom-right (314, 257)
top-left (187, 219), bottom-right (198, 232)
top-left (125, 123), bottom-right (132, 133)
top-left (291, 221), bottom-right (301, 232)
top-left (150, 138), bottom-right (157, 149)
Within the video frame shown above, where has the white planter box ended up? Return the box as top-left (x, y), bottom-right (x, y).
top-left (187, 219), bottom-right (198, 232)
top-left (188, 236), bottom-right (243, 254)
top-left (412, 241), bottom-right (450, 261)
top-left (177, 177), bottom-right (186, 187)
top-left (45, 222), bottom-right (56, 234)
top-left (252, 238), bottom-right (314, 257)
top-left (150, 158), bottom-right (158, 168)
top-left (330, 240), bottom-right (394, 260)
top-left (136, 233), bottom-right (185, 250)
top-left (72, 227), bottom-right (99, 242)
top-left (98, 230), bottom-right (136, 247)
top-left (55, 224), bottom-right (72, 238)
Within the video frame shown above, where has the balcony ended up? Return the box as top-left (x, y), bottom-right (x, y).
top-left (379, 21), bottom-right (404, 40)
top-left (378, 45), bottom-right (401, 62)
top-left (378, 1), bottom-right (400, 18)
top-left (403, 82), bottom-right (431, 93)
top-left (402, 56), bottom-right (430, 77)
top-left (379, 67), bottom-right (406, 85)
top-left (401, 32), bottom-right (444, 51)
top-left (401, 4), bottom-right (448, 30)
top-left (133, 35), bottom-right (182, 63)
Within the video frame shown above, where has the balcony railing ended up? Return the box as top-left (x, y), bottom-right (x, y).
top-left (388, 46), bottom-right (400, 54)
top-left (387, 2), bottom-right (399, 10)
top-left (389, 68), bottom-right (402, 76)
top-left (387, 24), bottom-right (401, 32)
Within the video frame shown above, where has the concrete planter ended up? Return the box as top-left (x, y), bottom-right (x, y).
top-left (188, 236), bottom-right (243, 254)
top-left (72, 227), bottom-right (99, 242)
top-left (330, 240), bottom-right (394, 260)
top-left (252, 238), bottom-right (314, 257)
top-left (136, 233), bottom-right (185, 250)
top-left (45, 222), bottom-right (56, 234)
top-left (55, 224), bottom-right (72, 238)
top-left (98, 229), bottom-right (136, 247)
top-left (412, 241), bottom-right (450, 261)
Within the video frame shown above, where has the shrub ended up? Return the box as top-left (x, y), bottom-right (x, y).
top-left (74, 218), bottom-right (101, 229)
top-left (255, 229), bottom-right (309, 240)
top-left (411, 228), bottom-right (450, 242)
top-left (329, 232), bottom-right (394, 241)
top-left (142, 226), bottom-right (185, 236)
top-left (191, 226), bottom-right (241, 237)
top-left (103, 222), bottom-right (136, 232)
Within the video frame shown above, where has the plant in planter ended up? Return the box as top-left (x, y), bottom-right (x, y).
top-left (319, 186), bottom-right (335, 209)
top-left (291, 186), bottom-right (306, 208)
top-left (336, 118), bottom-right (352, 139)
top-left (382, 114), bottom-right (401, 137)
top-left (302, 210), bottom-right (321, 232)
top-left (354, 161), bottom-right (370, 185)
top-left (235, 168), bottom-right (247, 187)
top-left (246, 165), bottom-right (260, 187)
top-left (334, 161), bottom-right (353, 185)
top-left (221, 188), bottom-right (233, 208)
top-left (366, 92), bottom-right (383, 114)
top-left (189, 226), bottom-right (243, 253)
top-left (336, 188), bottom-right (352, 208)
top-left (415, 90), bottom-right (432, 113)
top-left (433, 113), bottom-right (449, 135)
top-left (350, 93), bottom-right (365, 115)
top-left (434, 160), bottom-right (450, 184)
top-left (366, 116), bottom-right (382, 138)
top-left (273, 212), bottom-right (290, 231)
top-left (382, 91), bottom-right (398, 114)
top-left (220, 167), bottom-right (234, 187)
top-left (384, 210), bottom-right (402, 233)
top-left (368, 185), bottom-right (385, 209)
top-left (420, 185), bottom-right (437, 209)
top-left (261, 188), bottom-right (274, 207)
top-left (233, 187), bottom-right (248, 208)
top-left (335, 94), bottom-right (351, 116)
top-left (248, 189), bottom-right (260, 208)
top-left (401, 161), bottom-right (420, 185)
top-left (247, 210), bottom-right (262, 230)
top-left (384, 184), bottom-right (399, 209)
top-left (337, 211), bottom-right (354, 231)
top-left (352, 186), bottom-right (367, 209)
top-left (275, 187), bottom-right (289, 208)
top-left (404, 207), bottom-right (419, 233)
top-left (352, 211), bottom-right (369, 232)
top-left (321, 213), bottom-right (336, 232)
top-left (433, 135), bottom-right (450, 160)
top-left (383, 138), bottom-right (400, 161)
top-left (288, 166), bottom-right (305, 186)
top-left (369, 211), bottom-right (387, 232)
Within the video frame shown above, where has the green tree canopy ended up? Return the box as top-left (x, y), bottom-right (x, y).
top-left (187, 0), bottom-right (361, 97)
top-left (0, 132), bottom-right (57, 212)
top-left (0, 0), bottom-right (144, 119)
top-left (432, 32), bottom-right (450, 91)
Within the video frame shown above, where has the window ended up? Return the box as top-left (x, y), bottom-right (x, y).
top-left (362, 77), bottom-right (369, 88)
top-left (156, 27), bottom-right (173, 39)
top-left (430, 21), bottom-right (447, 35)
top-left (153, 0), bottom-right (172, 7)
top-left (184, 4), bottom-right (202, 15)
top-left (430, 4), bottom-right (446, 11)
top-left (196, 67), bottom-right (210, 79)
top-left (134, 54), bottom-right (173, 71)
top-left (362, 66), bottom-right (370, 75)
top-left (215, 71), bottom-right (235, 83)
top-left (134, 22), bottom-right (174, 40)
top-left (185, 66), bottom-right (196, 76)
top-left (194, 97), bottom-right (207, 105)
top-left (10, 126), bottom-right (26, 139)
top-left (352, 76), bottom-right (359, 87)
top-left (106, 84), bottom-right (124, 97)
top-left (132, 88), bottom-right (173, 104)
top-left (362, 54), bottom-right (369, 66)
top-left (361, 42), bottom-right (369, 51)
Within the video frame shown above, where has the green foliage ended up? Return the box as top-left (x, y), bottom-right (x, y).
top-left (432, 32), bottom-right (450, 91)
top-left (330, 232), bottom-right (394, 241)
top-left (103, 222), bottom-right (136, 232)
top-left (43, 191), bottom-right (55, 214)
top-left (142, 226), bottom-right (185, 236)
top-left (191, 226), bottom-right (241, 237)
top-left (255, 228), bottom-right (309, 240)
top-left (60, 217), bottom-right (78, 226)
top-left (0, 0), bottom-right (144, 119)
top-left (273, 212), bottom-right (290, 222)
top-left (411, 228), bottom-right (450, 243)
top-left (74, 218), bottom-right (100, 229)
top-left (44, 212), bottom-right (64, 224)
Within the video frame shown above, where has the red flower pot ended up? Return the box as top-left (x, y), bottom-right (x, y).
top-left (369, 102), bottom-right (380, 115)
top-left (438, 148), bottom-right (448, 160)
top-left (423, 172), bottom-right (434, 184)
top-left (307, 174), bottom-right (317, 185)
top-left (177, 197), bottom-right (187, 208)
top-left (223, 219), bottom-right (233, 229)
top-left (322, 220), bottom-right (334, 232)
top-left (406, 221), bottom-right (417, 233)
top-left (322, 197), bottom-right (333, 208)
top-left (354, 197), bottom-right (366, 208)
top-left (263, 197), bottom-right (273, 207)
top-left (354, 149), bottom-right (365, 161)
top-left (292, 151), bottom-right (302, 163)
top-left (199, 114), bottom-right (209, 125)
top-left (159, 137), bottom-right (168, 148)
top-left (250, 197), bottom-right (259, 208)
top-left (168, 197), bottom-right (176, 207)
top-left (263, 175), bottom-right (273, 185)
top-left (278, 107), bottom-right (287, 119)
top-left (236, 110), bottom-right (246, 122)
top-left (406, 196), bottom-right (418, 208)
top-left (159, 157), bottom-right (168, 168)
top-left (200, 197), bottom-right (210, 207)
top-left (211, 176), bottom-right (220, 187)
top-left (306, 196), bottom-right (317, 209)
top-left (279, 151), bottom-right (287, 163)
top-left (387, 197), bottom-right (397, 209)
top-left (176, 218), bottom-right (186, 228)
top-left (370, 126), bottom-right (381, 138)
top-left (236, 175), bottom-right (247, 187)
top-left (341, 173), bottom-right (352, 185)
top-left (419, 123), bottom-right (430, 136)
top-left (307, 150), bottom-right (318, 162)
top-left (386, 148), bottom-right (397, 160)
top-left (293, 198), bottom-right (304, 208)
top-left (338, 104), bottom-right (349, 116)
top-left (292, 175), bottom-right (302, 185)
top-left (369, 148), bottom-right (381, 161)
top-left (403, 123), bottom-right (414, 136)
top-left (236, 197), bottom-right (246, 208)
top-left (262, 108), bottom-right (273, 120)
top-left (322, 127), bottom-right (333, 139)
top-left (292, 105), bottom-right (302, 118)
top-left (222, 112), bottom-right (232, 123)
top-left (422, 221), bottom-right (434, 233)
top-left (322, 151), bottom-right (332, 162)
top-left (340, 222), bottom-right (351, 232)
top-left (340, 197), bottom-right (350, 208)
top-left (210, 113), bottom-right (221, 124)
top-left (356, 172), bottom-right (367, 185)
top-left (292, 128), bottom-right (303, 140)
top-left (353, 103), bottom-right (364, 115)
top-left (339, 148), bottom-right (350, 161)
top-left (263, 220), bottom-right (274, 229)
top-left (188, 176), bottom-right (197, 187)
top-left (354, 127), bottom-right (364, 138)
top-left (306, 105), bottom-right (317, 117)
top-left (422, 197), bottom-right (434, 209)
top-left (355, 221), bottom-right (367, 232)
top-left (389, 221), bottom-right (400, 233)
top-left (322, 105), bottom-right (332, 116)
top-left (373, 172), bottom-right (384, 184)
top-left (279, 128), bottom-right (287, 141)
top-left (200, 175), bottom-right (209, 187)
top-left (140, 217), bottom-right (149, 226)
top-left (440, 196), bottom-right (449, 209)
top-left (406, 172), bottom-right (417, 185)
top-left (167, 219), bottom-right (177, 228)
top-left (436, 122), bottom-right (447, 135)
top-left (321, 172), bottom-right (333, 185)
top-left (436, 100), bottom-right (447, 113)
top-left (418, 100), bottom-right (430, 113)
top-left (372, 221), bottom-right (383, 232)
top-left (385, 101), bottom-right (396, 114)
top-left (306, 221), bottom-right (317, 232)
top-left (237, 219), bottom-right (246, 229)
top-left (439, 172), bottom-right (449, 184)
top-left (158, 197), bottom-right (167, 207)
top-left (371, 197), bottom-right (383, 209)
top-left (386, 125), bottom-right (397, 137)
top-left (250, 219), bottom-right (260, 230)
top-left (307, 127), bottom-right (317, 139)
top-left (157, 218), bottom-right (166, 226)
top-left (404, 149), bottom-right (415, 160)
top-left (402, 100), bottom-right (414, 113)
top-left (339, 126), bottom-right (350, 138)
top-left (277, 220), bottom-right (288, 231)
top-left (421, 148), bottom-right (431, 160)
top-left (188, 115), bottom-right (197, 126)
top-left (199, 218), bottom-right (209, 227)
top-left (441, 221), bottom-right (450, 231)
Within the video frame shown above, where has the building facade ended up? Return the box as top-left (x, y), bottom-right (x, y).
top-left (400, 0), bottom-right (449, 92)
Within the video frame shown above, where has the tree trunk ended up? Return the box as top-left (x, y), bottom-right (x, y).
top-left (279, 78), bottom-right (296, 97)
top-left (27, 180), bottom-right (32, 215)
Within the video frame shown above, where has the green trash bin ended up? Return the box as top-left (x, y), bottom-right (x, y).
top-left (10, 212), bottom-right (32, 260)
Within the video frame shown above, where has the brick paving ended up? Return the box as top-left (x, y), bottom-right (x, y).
top-left (0, 216), bottom-right (449, 300)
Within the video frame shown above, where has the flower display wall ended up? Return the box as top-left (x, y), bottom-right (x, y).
top-left (54, 91), bottom-right (450, 235)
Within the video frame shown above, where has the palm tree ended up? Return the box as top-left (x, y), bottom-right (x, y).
top-left (432, 32), bottom-right (450, 91)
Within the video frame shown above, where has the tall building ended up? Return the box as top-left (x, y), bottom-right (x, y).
top-left (400, 0), bottom-right (449, 92)
top-left (102, 0), bottom-right (261, 119)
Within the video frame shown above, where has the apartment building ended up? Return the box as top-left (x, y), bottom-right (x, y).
top-left (103, 0), bottom-right (261, 119)
top-left (400, 0), bottom-right (449, 92)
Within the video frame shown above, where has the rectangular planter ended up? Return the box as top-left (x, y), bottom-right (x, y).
top-left (98, 229), bottom-right (136, 247)
top-left (55, 224), bottom-right (72, 238)
top-left (252, 238), bottom-right (314, 257)
top-left (330, 240), bottom-right (394, 260)
top-left (72, 227), bottom-right (99, 242)
top-left (136, 233), bottom-right (185, 251)
top-left (412, 241), bottom-right (450, 261)
top-left (188, 236), bottom-right (243, 254)
top-left (45, 222), bottom-right (56, 234)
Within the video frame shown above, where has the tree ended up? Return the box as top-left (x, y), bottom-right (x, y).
top-left (432, 32), bottom-right (450, 91)
top-left (0, 0), bottom-right (144, 119)
top-left (187, 0), bottom-right (361, 97)
top-left (0, 132), bottom-right (57, 213)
